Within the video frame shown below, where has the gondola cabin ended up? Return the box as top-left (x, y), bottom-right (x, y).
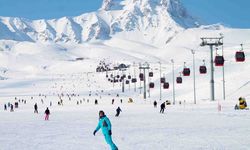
top-left (120, 76), bottom-right (125, 80)
top-left (183, 68), bottom-right (190, 76)
top-left (235, 51), bottom-right (245, 62)
top-left (160, 77), bottom-right (165, 83)
top-left (163, 82), bottom-right (169, 89)
top-left (149, 72), bottom-right (153, 77)
top-left (199, 66), bottom-right (207, 74)
top-left (126, 80), bottom-right (130, 84)
top-left (139, 73), bottom-right (144, 79)
top-left (176, 77), bottom-right (182, 84)
top-left (132, 78), bottom-right (137, 83)
top-left (214, 56), bottom-right (225, 66)
top-left (149, 82), bottom-right (155, 88)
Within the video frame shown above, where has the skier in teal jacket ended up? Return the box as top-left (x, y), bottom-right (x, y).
top-left (93, 110), bottom-right (118, 150)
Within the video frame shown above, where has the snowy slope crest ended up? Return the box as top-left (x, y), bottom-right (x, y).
top-left (0, 0), bottom-right (199, 44)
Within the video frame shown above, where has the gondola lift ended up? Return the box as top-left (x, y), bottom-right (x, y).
top-left (176, 72), bottom-right (182, 84)
top-left (160, 77), bottom-right (165, 83)
top-left (149, 72), bottom-right (153, 77)
top-left (199, 60), bottom-right (207, 74)
top-left (163, 82), bottom-right (169, 89)
top-left (214, 48), bottom-right (225, 66)
top-left (132, 78), bottom-right (137, 83)
top-left (235, 44), bottom-right (245, 62)
top-left (149, 82), bottom-right (155, 88)
top-left (182, 62), bottom-right (190, 76)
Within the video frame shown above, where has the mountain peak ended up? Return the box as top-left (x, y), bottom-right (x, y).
top-left (100, 0), bottom-right (199, 28)
top-left (101, 0), bottom-right (181, 11)
top-left (0, 0), bottom-right (200, 45)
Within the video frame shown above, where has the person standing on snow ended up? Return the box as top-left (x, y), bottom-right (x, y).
top-left (34, 103), bottom-right (38, 113)
top-left (44, 107), bottom-right (50, 120)
top-left (10, 104), bottom-right (14, 112)
top-left (153, 101), bottom-right (157, 108)
top-left (4, 104), bottom-right (7, 111)
top-left (93, 110), bottom-right (118, 150)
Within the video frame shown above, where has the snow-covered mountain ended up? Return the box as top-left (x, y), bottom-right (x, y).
top-left (0, 0), bottom-right (199, 44)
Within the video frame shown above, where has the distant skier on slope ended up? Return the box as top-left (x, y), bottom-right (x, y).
top-left (44, 107), bottom-right (50, 121)
top-left (153, 101), bottom-right (157, 108)
top-left (115, 107), bottom-right (122, 117)
top-left (160, 102), bottom-right (165, 113)
top-left (10, 104), bottom-right (14, 112)
top-left (34, 103), bottom-right (38, 113)
top-left (93, 110), bottom-right (118, 150)
top-left (4, 104), bottom-right (7, 110)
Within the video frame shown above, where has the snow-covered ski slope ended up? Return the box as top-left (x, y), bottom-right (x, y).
top-left (0, 27), bottom-right (250, 101)
top-left (0, 0), bottom-right (250, 149)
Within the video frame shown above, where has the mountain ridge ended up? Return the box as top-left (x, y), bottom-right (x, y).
top-left (0, 0), bottom-right (200, 45)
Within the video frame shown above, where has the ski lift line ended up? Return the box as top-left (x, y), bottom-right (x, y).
top-left (224, 42), bottom-right (250, 46)
top-left (181, 46), bottom-right (211, 54)
top-left (225, 81), bottom-right (250, 98)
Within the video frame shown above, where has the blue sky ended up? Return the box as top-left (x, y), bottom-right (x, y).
top-left (0, 0), bottom-right (249, 28)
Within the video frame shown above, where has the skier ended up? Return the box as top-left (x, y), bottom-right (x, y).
top-left (115, 107), bottom-right (122, 117)
top-left (153, 101), bottom-right (157, 108)
top-left (44, 107), bottom-right (50, 121)
top-left (93, 110), bottom-right (118, 150)
top-left (34, 103), bottom-right (38, 113)
top-left (160, 102), bottom-right (165, 113)
top-left (95, 99), bottom-right (98, 105)
top-left (10, 104), bottom-right (14, 112)
top-left (120, 99), bottom-right (123, 104)
top-left (4, 104), bottom-right (7, 110)
top-left (112, 99), bottom-right (115, 105)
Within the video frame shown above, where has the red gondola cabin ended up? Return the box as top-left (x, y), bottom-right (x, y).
top-left (235, 51), bottom-right (245, 62)
top-left (199, 66), bottom-right (207, 74)
top-left (149, 82), bottom-right (155, 88)
top-left (176, 77), bottom-right (182, 84)
top-left (214, 56), bottom-right (225, 66)
top-left (163, 82), bottom-right (169, 89)
top-left (183, 68), bottom-right (190, 76)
